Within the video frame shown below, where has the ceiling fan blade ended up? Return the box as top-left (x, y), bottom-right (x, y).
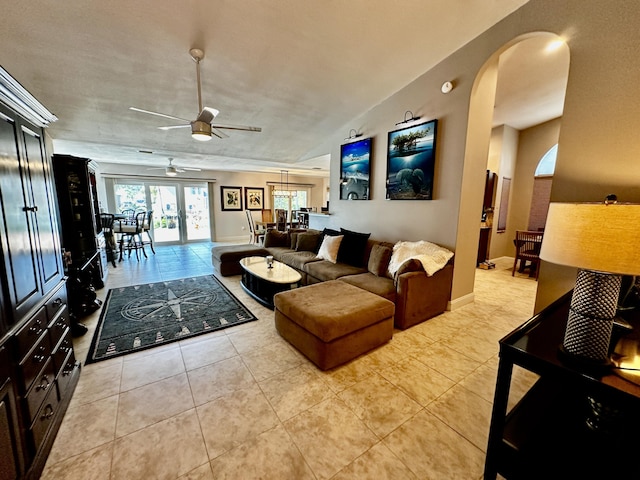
top-left (197, 107), bottom-right (220, 124)
top-left (211, 127), bottom-right (229, 139)
top-left (158, 124), bottom-right (190, 130)
top-left (182, 167), bottom-right (202, 171)
top-left (211, 123), bottom-right (262, 133)
top-left (129, 107), bottom-right (190, 123)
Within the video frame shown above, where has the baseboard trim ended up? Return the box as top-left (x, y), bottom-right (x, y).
top-left (448, 292), bottom-right (475, 311)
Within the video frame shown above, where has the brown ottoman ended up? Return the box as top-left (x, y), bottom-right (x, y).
top-left (211, 244), bottom-right (269, 276)
top-left (273, 280), bottom-right (394, 370)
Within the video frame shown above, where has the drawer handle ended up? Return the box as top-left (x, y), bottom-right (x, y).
top-left (63, 363), bottom-right (75, 376)
top-left (33, 351), bottom-right (46, 363)
top-left (28, 325), bottom-right (44, 336)
top-left (52, 298), bottom-right (63, 308)
top-left (36, 375), bottom-right (50, 392)
top-left (41, 405), bottom-right (54, 420)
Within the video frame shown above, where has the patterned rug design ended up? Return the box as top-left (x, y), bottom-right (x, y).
top-left (86, 275), bottom-right (256, 364)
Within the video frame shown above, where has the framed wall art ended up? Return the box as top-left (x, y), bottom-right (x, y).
top-left (340, 137), bottom-right (372, 200)
top-left (220, 186), bottom-right (242, 211)
top-left (244, 187), bottom-right (264, 210)
top-left (385, 119), bottom-right (438, 200)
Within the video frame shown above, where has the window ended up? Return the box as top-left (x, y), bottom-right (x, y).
top-left (528, 144), bottom-right (557, 231)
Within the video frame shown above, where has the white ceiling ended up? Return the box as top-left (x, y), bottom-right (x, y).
top-left (0, 0), bottom-right (565, 177)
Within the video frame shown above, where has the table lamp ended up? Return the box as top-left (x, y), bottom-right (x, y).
top-left (539, 198), bottom-right (640, 365)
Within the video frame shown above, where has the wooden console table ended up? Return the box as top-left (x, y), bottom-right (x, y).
top-left (484, 292), bottom-right (640, 479)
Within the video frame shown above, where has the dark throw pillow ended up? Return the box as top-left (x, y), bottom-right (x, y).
top-left (368, 244), bottom-right (392, 277)
top-left (296, 232), bottom-right (321, 252)
top-left (338, 228), bottom-right (371, 267)
top-left (263, 230), bottom-right (289, 248)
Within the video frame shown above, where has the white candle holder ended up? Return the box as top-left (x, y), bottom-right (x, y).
top-left (266, 255), bottom-right (274, 269)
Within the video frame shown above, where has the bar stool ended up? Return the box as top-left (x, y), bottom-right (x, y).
top-left (117, 211), bottom-right (147, 261)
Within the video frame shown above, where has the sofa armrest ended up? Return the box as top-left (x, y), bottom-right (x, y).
top-left (394, 264), bottom-right (453, 329)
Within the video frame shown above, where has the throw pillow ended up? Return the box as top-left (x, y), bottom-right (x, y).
top-left (296, 232), bottom-right (321, 252)
top-left (316, 235), bottom-right (344, 263)
top-left (263, 230), bottom-right (289, 248)
top-left (338, 228), bottom-right (371, 266)
top-left (322, 227), bottom-right (341, 237)
top-left (368, 244), bottom-right (392, 277)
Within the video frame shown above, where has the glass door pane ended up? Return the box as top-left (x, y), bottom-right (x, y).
top-left (114, 184), bottom-right (146, 213)
top-left (183, 185), bottom-right (210, 241)
top-left (149, 185), bottom-right (180, 243)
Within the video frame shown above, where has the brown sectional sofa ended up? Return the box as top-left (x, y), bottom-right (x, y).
top-left (212, 227), bottom-right (453, 330)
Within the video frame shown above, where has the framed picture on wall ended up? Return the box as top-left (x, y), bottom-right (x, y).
top-left (220, 186), bottom-right (242, 211)
top-left (340, 137), bottom-right (372, 200)
top-left (244, 187), bottom-right (264, 210)
top-left (385, 119), bottom-right (438, 200)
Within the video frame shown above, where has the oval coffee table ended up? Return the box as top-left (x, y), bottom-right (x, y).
top-left (239, 256), bottom-right (302, 309)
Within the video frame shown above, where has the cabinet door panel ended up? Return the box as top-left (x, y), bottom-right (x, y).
top-left (0, 111), bottom-right (40, 319)
top-left (21, 126), bottom-right (63, 294)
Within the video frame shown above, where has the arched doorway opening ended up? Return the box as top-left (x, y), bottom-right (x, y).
top-left (452, 32), bottom-right (569, 305)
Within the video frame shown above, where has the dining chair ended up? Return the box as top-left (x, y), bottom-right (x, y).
top-left (512, 230), bottom-right (543, 279)
top-left (246, 210), bottom-right (267, 244)
top-left (141, 210), bottom-right (156, 254)
top-left (120, 208), bottom-right (136, 224)
top-left (117, 211), bottom-right (147, 261)
top-left (99, 213), bottom-right (117, 267)
top-left (275, 209), bottom-right (287, 231)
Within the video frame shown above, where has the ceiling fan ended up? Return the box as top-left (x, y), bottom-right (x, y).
top-left (147, 158), bottom-right (201, 176)
top-left (130, 48), bottom-right (262, 142)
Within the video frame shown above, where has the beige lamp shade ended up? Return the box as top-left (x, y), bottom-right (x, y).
top-left (540, 202), bottom-right (640, 276)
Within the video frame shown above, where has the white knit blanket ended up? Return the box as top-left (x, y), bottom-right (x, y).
top-left (388, 240), bottom-right (454, 277)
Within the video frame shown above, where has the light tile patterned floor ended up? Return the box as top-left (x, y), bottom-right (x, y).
top-left (42, 244), bottom-right (539, 480)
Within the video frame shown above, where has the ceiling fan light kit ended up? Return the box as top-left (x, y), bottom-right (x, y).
top-left (191, 120), bottom-right (213, 141)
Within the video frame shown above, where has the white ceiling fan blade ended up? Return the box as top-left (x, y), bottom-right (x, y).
top-left (158, 124), bottom-right (190, 130)
top-left (211, 123), bottom-right (262, 132)
top-left (129, 107), bottom-right (191, 123)
top-left (197, 107), bottom-right (219, 124)
top-left (182, 167), bottom-right (202, 171)
top-left (146, 167), bottom-right (165, 170)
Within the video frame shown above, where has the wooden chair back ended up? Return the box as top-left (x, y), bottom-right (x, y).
top-left (275, 209), bottom-right (287, 231)
top-left (512, 230), bottom-right (544, 279)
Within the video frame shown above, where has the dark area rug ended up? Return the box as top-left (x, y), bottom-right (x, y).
top-left (86, 275), bottom-right (256, 364)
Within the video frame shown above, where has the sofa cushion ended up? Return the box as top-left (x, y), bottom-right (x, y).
top-left (290, 231), bottom-right (300, 249)
top-left (339, 273), bottom-right (396, 302)
top-left (264, 230), bottom-right (289, 248)
top-left (322, 227), bottom-right (341, 237)
top-left (305, 259), bottom-right (367, 282)
top-left (280, 250), bottom-right (321, 271)
top-left (367, 244), bottom-right (392, 277)
top-left (296, 232), bottom-right (322, 252)
top-left (338, 228), bottom-right (371, 267)
top-left (265, 246), bottom-right (293, 262)
top-left (316, 235), bottom-right (343, 263)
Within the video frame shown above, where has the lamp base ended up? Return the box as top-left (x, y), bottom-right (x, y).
top-left (562, 270), bottom-right (621, 362)
top-left (557, 344), bottom-right (612, 373)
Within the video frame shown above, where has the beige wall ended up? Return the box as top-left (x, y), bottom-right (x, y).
top-left (305, 0), bottom-right (640, 312)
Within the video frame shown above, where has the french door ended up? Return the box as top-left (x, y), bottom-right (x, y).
top-left (111, 180), bottom-right (210, 244)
